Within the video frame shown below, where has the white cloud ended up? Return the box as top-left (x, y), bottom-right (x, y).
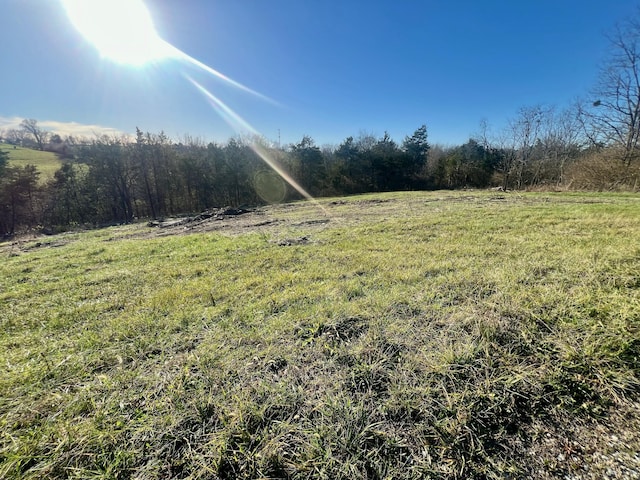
top-left (0, 116), bottom-right (23, 131)
top-left (0, 116), bottom-right (130, 139)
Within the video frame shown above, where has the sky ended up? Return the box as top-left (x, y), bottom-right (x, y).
top-left (1, 0), bottom-right (639, 147)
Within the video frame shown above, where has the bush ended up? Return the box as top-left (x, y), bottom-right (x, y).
top-left (567, 149), bottom-right (640, 191)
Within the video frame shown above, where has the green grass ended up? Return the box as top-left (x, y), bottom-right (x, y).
top-left (1, 145), bottom-right (62, 181)
top-left (1, 191), bottom-right (639, 479)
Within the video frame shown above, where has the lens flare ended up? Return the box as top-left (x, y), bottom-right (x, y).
top-left (185, 75), bottom-right (325, 211)
top-left (62, 0), bottom-right (277, 103)
top-left (164, 44), bottom-right (278, 105)
top-left (62, 0), bottom-right (320, 211)
top-left (254, 170), bottom-right (287, 203)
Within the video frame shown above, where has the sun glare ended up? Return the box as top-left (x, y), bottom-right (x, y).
top-left (62, 0), bottom-right (171, 66)
top-left (60, 0), bottom-right (320, 211)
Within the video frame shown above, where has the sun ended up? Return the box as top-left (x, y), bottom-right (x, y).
top-left (62, 0), bottom-right (172, 66)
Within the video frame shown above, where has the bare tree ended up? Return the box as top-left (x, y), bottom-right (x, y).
top-left (530, 106), bottom-right (583, 185)
top-left (20, 118), bottom-right (49, 151)
top-left (493, 105), bottom-right (547, 189)
top-left (583, 13), bottom-right (640, 166)
top-left (5, 128), bottom-right (27, 146)
top-left (473, 119), bottom-right (512, 189)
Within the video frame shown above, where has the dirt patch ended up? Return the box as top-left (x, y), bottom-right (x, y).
top-left (275, 236), bottom-right (310, 246)
top-left (0, 193), bottom-right (507, 253)
top-left (0, 191), bottom-right (587, 252)
top-left (25, 240), bottom-right (68, 250)
top-left (147, 206), bottom-right (252, 229)
top-left (127, 201), bottom-right (335, 240)
top-left (293, 219), bottom-right (330, 227)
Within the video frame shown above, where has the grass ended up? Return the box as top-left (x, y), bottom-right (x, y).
top-left (1, 190), bottom-right (639, 479)
top-left (1, 145), bottom-right (62, 181)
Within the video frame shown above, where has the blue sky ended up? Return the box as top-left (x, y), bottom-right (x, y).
top-left (1, 0), bottom-right (638, 147)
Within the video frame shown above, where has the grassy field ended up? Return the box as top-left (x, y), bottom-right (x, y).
top-left (1, 191), bottom-right (639, 479)
top-left (1, 144), bottom-right (62, 181)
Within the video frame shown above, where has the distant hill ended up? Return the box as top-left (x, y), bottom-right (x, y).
top-left (0, 144), bottom-right (62, 182)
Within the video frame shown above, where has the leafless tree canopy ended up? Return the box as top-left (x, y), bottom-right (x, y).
top-left (582, 13), bottom-right (640, 165)
top-left (20, 118), bottom-right (49, 151)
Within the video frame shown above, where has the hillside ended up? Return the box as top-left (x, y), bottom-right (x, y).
top-left (1, 191), bottom-right (639, 479)
top-left (0, 144), bottom-right (62, 181)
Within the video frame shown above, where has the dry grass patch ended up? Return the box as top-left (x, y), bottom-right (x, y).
top-left (1, 191), bottom-right (639, 479)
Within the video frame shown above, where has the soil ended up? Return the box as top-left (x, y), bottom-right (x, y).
top-left (0, 192), bottom-right (613, 254)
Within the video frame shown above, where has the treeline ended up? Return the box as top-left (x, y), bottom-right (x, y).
top-left (0, 116), bottom-right (637, 237)
top-left (0, 126), bottom-right (430, 235)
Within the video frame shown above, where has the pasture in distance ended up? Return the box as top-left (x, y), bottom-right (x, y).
top-left (0, 144), bottom-right (63, 182)
top-left (1, 191), bottom-right (639, 479)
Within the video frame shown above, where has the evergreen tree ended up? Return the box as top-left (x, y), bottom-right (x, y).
top-left (402, 124), bottom-right (430, 187)
top-left (0, 147), bottom-right (8, 174)
top-left (291, 136), bottom-right (325, 195)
